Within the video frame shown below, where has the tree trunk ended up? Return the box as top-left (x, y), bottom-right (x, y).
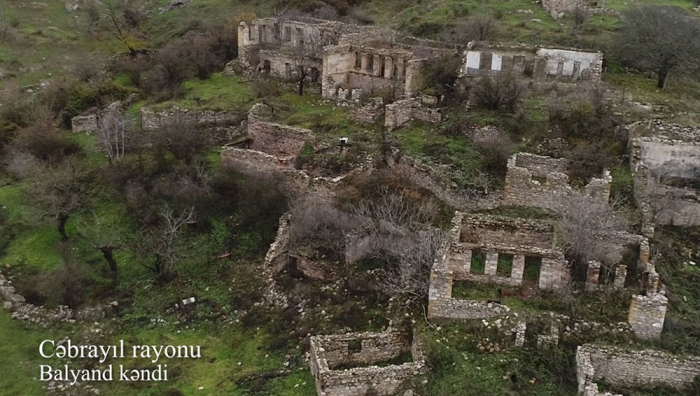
top-left (298, 77), bottom-right (304, 96)
top-left (100, 247), bottom-right (118, 278)
top-left (657, 71), bottom-right (670, 90)
top-left (58, 214), bottom-right (69, 241)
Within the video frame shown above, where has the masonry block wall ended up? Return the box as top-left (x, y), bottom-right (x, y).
top-left (247, 103), bottom-right (313, 158)
top-left (384, 98), bottom-right (441, 130)
top-left (71, 114), bottom-right (98, 133)
top-left (627, 293), bottom-right (668, 339)
top-left (309, 331), bottom-right (428, 396)
top-left (576, 345), bottom-right (700, 395)
top-left (503, 152), bottom-right (612, 211)
top-left (461, 42), bottom-right (602, 83)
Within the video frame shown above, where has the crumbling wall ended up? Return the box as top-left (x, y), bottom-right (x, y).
top-left (503, 152), bottom-right (612, 211)
top-left (630, 132), bottom-right (700, 230)
top-left (384, 97), bottom-right (441, 130)
top-left (140, 106), bottom-right (245, 143)
top-left (309, 330), bottom-right (428, 396)
top-left (576, 344), bottom-right (700, 395)
top-left (348, 97), bottom-right (384, 124)
top-left (247, 103), bottom-right (313, 157)
top-left (627, 293), bottom-right (668, 340)
top-left (0, 272), bottom-right (103, 326)
top-left (461, 42), bottom-right (602, 83)
top-left (71, 114), bottom-right (98, 133)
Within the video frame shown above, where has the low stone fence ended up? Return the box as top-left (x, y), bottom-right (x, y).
top-left (309, 330), bottom-right (427, 396)
top-left (247, 103), bottom-right (313, 157)
top-left (576, 344), bottom-right (700, 395)
top-left (0, 272), bottom-right (103, 326)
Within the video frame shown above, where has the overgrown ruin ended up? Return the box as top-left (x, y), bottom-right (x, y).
top-left (629, 120), bottom-right (700, 233)
top-left (309, 330), bottom-right (427, 396)
top-left (503, 152), bottom-right (612, 211)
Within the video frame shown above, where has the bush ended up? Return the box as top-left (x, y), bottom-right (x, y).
top-left (473, 133), bottom-right (514, 178)
top-left (11, 119), bottom-right (81, 163)
top-left (548, 87), bottom-right (619, 141)
top-left (289, 196), bottom-right (357, 260)
top-left (149, 117), bottom-right (211, 164)
top-left (566, 142), bottom-right (616, 186)
top-left (420, 55), bottom-right (464, 101)
top-left (471, 73), bottom-right (524, 113)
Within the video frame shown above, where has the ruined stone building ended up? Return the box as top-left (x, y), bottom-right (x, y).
top-left (309, 330), bottom-right (427, 396)
top-left (428, 212), bottom-right (567, 319)
top-left (322, 34), bottom-right (453, 101)
top-left (461, 42), bottom-right (603, 83)
top-left (427, 212), bottom-right (667, 338)
top-left (238, 17), bottom-right (365, 82)
top-left (503, 152), bottom-right (612, 211)
top-left (629, 120), bottom-right (700, 233)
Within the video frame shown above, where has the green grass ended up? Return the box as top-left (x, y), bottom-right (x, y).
top-left (154, 73), bottom-right (256, 111)
top-left (0, 311), bottom-right (72, 396)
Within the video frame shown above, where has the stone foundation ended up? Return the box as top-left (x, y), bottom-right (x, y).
top-left (576, 344), bottom-right (700, 395)
top-left (309, 330), bottom-right (428, 396)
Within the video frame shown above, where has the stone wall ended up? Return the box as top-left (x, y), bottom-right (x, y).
top-left (629, 128), bottom-right (700, 231)
top-left (576, 344), bottom-right (700, 395)
top-left (384, 97), bottom-right (441, 130)
top-left (0, 272), bottom-right (103, 326)
top-left (140, 106), bottom-right (245, 143)
top-left (503, 152), bottom-right (612, 211)
top-left (309, 330), bottom-right (428, 396)
top-left (627, 293), bottom-right (668, 340)
top-left (348, 98), bottom-right (384, 124)
top-left (426, 212), bottom-right (570, 316)
top-left (247, 103), bottom-right (313, 158)
top-left (461, 42), bottom-right (603, 83)
top-left (71, 113), bottom-right (98, 133)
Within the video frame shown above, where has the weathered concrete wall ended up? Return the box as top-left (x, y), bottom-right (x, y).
top-left (247, 103), bottom-right (313, 158)
top-left (309, 330), bottom-right (427, 396)
top-left (461, 42), bottom-right (602, 83)
top-left (384, 98), bottom-right (441, 130)
top-left (503, 152), bottom-right (612, 211)
top-left (576, 344), bottom-right (700, 395)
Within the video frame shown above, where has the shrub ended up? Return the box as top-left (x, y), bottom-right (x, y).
top-left (471, 73), bottom-right (524, 113)
top-left (420, 55), bottom-right (464, 101)
top-left (467, 13), bottom-right (499, 41)
top-left (289, 196), bottom-right (357, 260)
top-left (548, 87), bottom-right (619, 142)
top-left (149, 117), bottom-right (210, 164)
top-left (11, 120), bottom-right (81, 163)
top-left (566, 142), bottom-right (616, 186)
top-left (473, 133), bottom-right (514, 178)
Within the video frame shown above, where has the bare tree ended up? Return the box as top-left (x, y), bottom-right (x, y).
top-left (570, 5), bottom-right (588, 44)
top-left (289, 196), bottom-right (358, 259)
top-left (78, 213), bottom-right (123, 280)
top-left (3, 149), bottom-right (43, 180)
top-left (105, 0), bottom-right (145, 56)
top-left (140, 205), bottom-right (197, 278)
top-left (352, 187), bottom-right (444, 299)
top-left (289, 34), bottom-right (322, 96)
top-left (467, 13), bottom-right (499, 42)
top-left (29, 160), bottom-right (91, 241)
top-left (98, 105), bottom-right (126, 165)
top-left (0, 0), bottom-right (11, 41)
top-left (614, 6), bottom-right (700, 89)
top-left (554, 193), bottom-right (629, 281)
